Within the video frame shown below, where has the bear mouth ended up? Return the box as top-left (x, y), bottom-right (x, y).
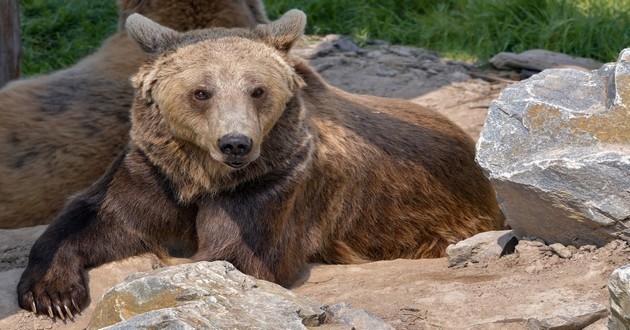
top-left (225, 161), bottom-right (248, 169)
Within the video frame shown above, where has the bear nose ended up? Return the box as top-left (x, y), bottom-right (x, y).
top-left (218, 134), bottom-right (252, 156)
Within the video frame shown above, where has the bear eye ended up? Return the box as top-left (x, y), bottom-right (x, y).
top-left (251, 87), bottom-right (265, 99)
top-left (193, 90), bottom-right (210, 100)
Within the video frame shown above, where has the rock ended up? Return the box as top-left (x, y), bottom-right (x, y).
top-left (0, 269), bottom-right (26, 320)
top-left (549, 243), bottom-right (572, 259)
top-left (325, 302), bottom-right (395, 330)
top-left (0, 225), bottom-right (46, 272)
top-left (476, 48), bottom-right (630, 247)
top-left (609, 264), bottom-right (630, 329)
top-left (292, 35), bottom-right (347, 59)
top-left (298, 34), bottom-right (364, 55)
top-left (490, 49), bottom-right (603, 72)
top-left (446, 230), bottom-right (517, 268)
top-left (387, 46), bottom-right (417, 57)
top-left (88, 261), bottom-right (326, 329)
top-left (526, 301), bottom-right (608, 330)
top-left (376, 68), bottom-right (400, 77)
top-left (580, 245), bottom-right (598, 253)
top-left (514, 238), bottom-right (551, 262)
top-left (333, 36), bottom-right (363, 53)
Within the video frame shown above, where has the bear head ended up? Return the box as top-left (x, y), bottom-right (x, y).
top-left (125, 10), bottom-right (308, 197)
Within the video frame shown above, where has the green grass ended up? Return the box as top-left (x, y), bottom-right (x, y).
top-left (19, 0), bottom-right (117, 76)
top-left (18, 0), bottom-right (630, 76)
top-left (267, 0), bottom-right (630, 63)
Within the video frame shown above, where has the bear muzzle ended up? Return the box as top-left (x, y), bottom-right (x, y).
top-left (218, 133), bottom-right (255, 169)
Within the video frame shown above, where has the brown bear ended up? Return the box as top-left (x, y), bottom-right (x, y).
top-left (17, 10), bottom-right (501, 319)
top-left (0, 0), bottom-right (268, 229)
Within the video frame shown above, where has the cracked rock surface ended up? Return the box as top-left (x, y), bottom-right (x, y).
top-left (476, 48), bottom-right (630, 247)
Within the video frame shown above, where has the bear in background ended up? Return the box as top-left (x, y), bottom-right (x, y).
top-left (0, 0), bottom-right (268, 229)
top-left (18, 10), bottom-right (500, 319)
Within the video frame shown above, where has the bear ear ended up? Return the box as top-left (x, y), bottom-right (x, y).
top-left (254, 9), bottom-right (306, 53)
top-left (125, 13), bottom-right (180, 58)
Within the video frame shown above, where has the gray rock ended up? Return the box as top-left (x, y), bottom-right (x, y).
top-left (375, 68), bottom-right (400, 77)
top-left (446, 230), bottom-right (517, 268)
top-left (0, 225), bottom-right (46, 271)
top-left (476, 48), bottom-right (630, 247)
top-left (325, 302), bottom-right (395, 330)
top-left (88, 261), bottom-right (326, 329)
top-left (333, 36), bottom-right (363, 53)
top-left (387, 46), bottom-right (417, 57)
top-left (526, 301), bottom-right (608, 330)
top-left (609, 264), bottom-right (630, 329)
top-left (490, 49), bottom-right (603, 72)
top-left (549, 243), bottom-right (572, 259)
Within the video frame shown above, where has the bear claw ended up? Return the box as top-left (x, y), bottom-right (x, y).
top-left (47, 306), bottom-right (54, 318)
top-left (71, 299), bottom-right (80, 313)
top-left (64, 305), bottom-right (73, 318)
top-left (55, 305), bottom-right (65, 320)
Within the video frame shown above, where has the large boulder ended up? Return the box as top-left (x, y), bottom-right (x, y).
top-left (476, 48), bottom-right (630, 247)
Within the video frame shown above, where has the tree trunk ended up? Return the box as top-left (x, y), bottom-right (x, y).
top-left (0, 0), bottom-right (21, 88)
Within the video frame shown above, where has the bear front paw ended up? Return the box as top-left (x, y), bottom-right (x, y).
top-left (17, 267), bottom-right (87, 320)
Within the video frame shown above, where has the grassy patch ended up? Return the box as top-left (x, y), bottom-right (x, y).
top-left (18, 0), bottom-right (630, 76)
top-left (19, 0), bottom-right (117, 76)
top-left (267, 0), bottom-right (630, 63)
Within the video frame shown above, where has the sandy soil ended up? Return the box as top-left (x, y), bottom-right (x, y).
top-left (293, 240), bottom-right (628, 329)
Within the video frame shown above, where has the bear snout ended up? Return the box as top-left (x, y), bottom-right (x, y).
top-left (219, 134), bottom-right (253, 157)
top-left (218, 134), bottom-right (255, 169)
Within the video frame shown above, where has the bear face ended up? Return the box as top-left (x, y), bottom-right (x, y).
top-left (141, 38), bottom-right (299, 169)
top-left (126, 11), bottom-right (307, 194)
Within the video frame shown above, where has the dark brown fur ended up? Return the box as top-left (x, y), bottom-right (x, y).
top-left (0, 0), bottom-right (267, 229)
top-left (18, 11), bottom-right (500, 319)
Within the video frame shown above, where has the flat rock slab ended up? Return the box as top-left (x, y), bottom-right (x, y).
top-left (477, 48), bottom-right (630, 247)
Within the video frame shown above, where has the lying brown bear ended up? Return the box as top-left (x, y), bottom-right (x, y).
top-left (0, 0), bottom-right (268, 229)
top-left (17, 10), bottom-right (500, 319)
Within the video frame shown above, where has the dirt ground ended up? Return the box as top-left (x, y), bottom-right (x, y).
top-left (293, 240), bottom-right (628, 329)
top-left (1, 36), bottom-right (626, 329)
